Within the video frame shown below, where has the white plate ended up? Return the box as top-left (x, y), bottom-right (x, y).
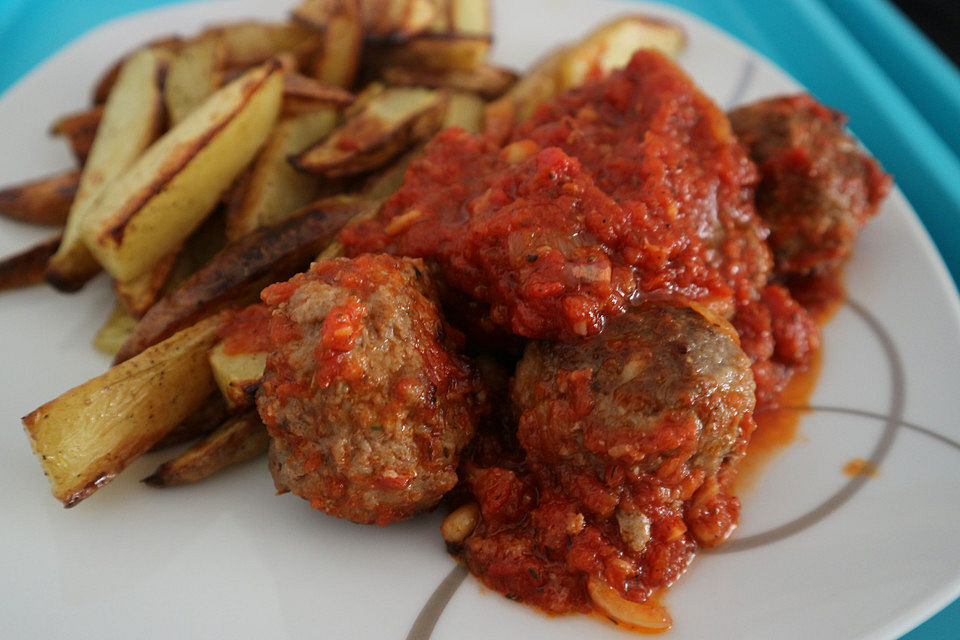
top-left (2, 1), bottom-right (960, 639)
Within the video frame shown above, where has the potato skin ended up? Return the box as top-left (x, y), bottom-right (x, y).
top-left (257, 254), bottom-right (484, 525)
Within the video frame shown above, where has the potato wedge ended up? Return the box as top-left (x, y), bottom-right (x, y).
top-left (93, 303), bottom-right (139, 356)
top-left (80, 61), bottom-right (284, 283)
top-left (49, 107), bottom-right (103, 166)
top-left (91, 36), bottom-right (182, 104)
top-left (150, 393), bottom-right (230, 451)
top-left (23, 312), bottom-right (229, 507)
top-left (442, 90), bottom-right (485, 132)
top-left (0, 235), bottom-right (60, 293)
top-left (557, 15), bottom-right (686, 90)
top-left (291, 86), bottom-right (446, 177)
top-left (0, 170), bottom-right (79, 226)
top-left (483, 49), bottom-right (563, 143)
top-left (364, 0), bottom-right (492, 72)
top-left (226, 107), bottom-right (339, 240)
top-left (381, 64), bottom-right (516, 99)
top-left (484, 16), bottom-right (685, 142)
top-left (294, 0), bottom-right (363, 89)
top-left (113, 249), bottom-right (180, 317)
top-left (143, 412), bottom-right (269, 487)
top-left (209, 343), bottom-right (268, 411)
top-left (358, 0), bottom-right (437, 40)
top-left (281, 73), bottom-right (354, 116)
top-left (47, 48), bottom-right (168, 292)
top-left (114, 195), bottom-right (365, 362)
top-left (164, 35), bottom-right (226, 125)
top-left (207, 22), bottom-right (317, 68)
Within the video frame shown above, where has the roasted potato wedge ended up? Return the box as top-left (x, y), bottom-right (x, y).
top-left (91, 36), bottom-right (182, 104)
top-left (80, 61), bottom-right (284, 283)
top-left (0, 170), bottom-right (78, 226)
top-left (23, 312), bottom-right (229, 507)
top-left (93, 303), bottom-right (139, 356)
top-left (364, 0), bottom-right (492, 72)
top-left (442, 90), bottom-right (485, 132)
top-left (209, 344), bottom-right (268, 411)
top-left (47, 48), bottom-right (169, 292)
top-left (0, 235), bottom-right (61, 293)
top-left (207, 22), bottom-right (317, 68)
top-left (150, 393), bottom-right (231, 451)
top-left (281, 73), bottom-right (354, 116)
top-left (114, 195), bottom-right (366, 362)
top-left (291, 86), bottom-right (446, 177)
top-left (294, 0), bottom-right (363, 89)
top-left (358, 0), bottom-right (437, 40)
top-left (113, 249), bottom-right (180, 317)
top-left (164, 35), bottom-right (226, 125)
top-left (143, 412), bottom-right (269, 487)
top-left (49, 107), bottom-right (103, 166)
top-left (484, 16), bottom-right (685, 141)
top-left (226, 107), bottom-right (339, 240)
top-left (381, 64), bottom-right (516, 99)
top-left (557, 15), bottom-right (686, 90)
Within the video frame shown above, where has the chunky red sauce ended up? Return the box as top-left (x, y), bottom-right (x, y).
top-left (218, 304), bottom-right (273, 355)
top-left (338, 51), bottom-right (829, 621)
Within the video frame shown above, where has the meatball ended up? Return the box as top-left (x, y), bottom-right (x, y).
top-left (256, 254), bottom-right (482, 525)
top-left (512, 302), bottom-right (755, 479)
top-left (729, 94), bottom-right (891, 275)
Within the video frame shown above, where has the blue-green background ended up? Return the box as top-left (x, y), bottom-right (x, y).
top-left (1, 0), bottom-right (958, 637)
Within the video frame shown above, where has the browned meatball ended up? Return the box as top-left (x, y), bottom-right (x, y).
top-left (256, 254), bottom-right (483, 525)
top-left (512, 302), bottom-right (755, 480)
top-left (729, 94), bottom-right (891, 275)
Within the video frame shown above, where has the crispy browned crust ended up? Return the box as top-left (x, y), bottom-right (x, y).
top-left (150, 392), bottom-right (231, 451)
top-left (99, 60), bottom-right (280, 247)
top-left (0, 235), bottom-right (61, 293)
top-left (91, 36), bottom-right (183, 104)
top-left (290, 90), bottom-right (446, 177)
top-left (381, 64), bottom-right (516, 99)
top-left (0, 170), bottom-right (79, 226)
top-left (143, 411), bottom-right (268, 487)
top-left (114, 195), bottom-right (367, 363)
top-left (49, 107), bottom-right (104, 166)
top-left (113, 249), bottom-right (181, 318)
top-left (282, 72), bottom-right (355, 112)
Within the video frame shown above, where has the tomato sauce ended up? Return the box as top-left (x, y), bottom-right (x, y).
top-left (218, 304), bottom-right (273, 355)
top-left (338, 51), bottom-right (828, 623)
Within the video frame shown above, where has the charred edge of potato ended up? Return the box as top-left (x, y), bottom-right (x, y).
top-left (102, 62), bottom-right (281, 247)
top-left (364, 35), bottom-right (492, 73)
top-left (143, 411), bottom-right (269, 487)
top-left (205, 22), bottom-right (319, 68)
top-left (91, 36), bottom-right (183, 104)
top-left (380, 64), bottom-right (517, 99)
top-left (22, 312), bottom-right (228, 507)
top-left (209, 344), bottom-right (268, 412)
top-left (150, 392), bottom-right (231, 451)
top-left (113, 196), bottom-right (367, 363)
top-left (226, 108), bottom-right (340, 240)
top-left (289, 88), bottom-right (447, 177)
top-left (0, 235), bottom-right (61, 293)
top-left (48, 47), bottom-right (170, 293)
top-left (113, 249), bottom-right (181, 318)
top-left (283, 72), bottom-right (356, 108)
top-left (49, 107), bottom-right (104, 166)
top-left (0, 170), bottom-right (79, 226)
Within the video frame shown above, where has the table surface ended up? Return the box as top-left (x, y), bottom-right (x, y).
top-left (0, 0), bottom-right (957, 638)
